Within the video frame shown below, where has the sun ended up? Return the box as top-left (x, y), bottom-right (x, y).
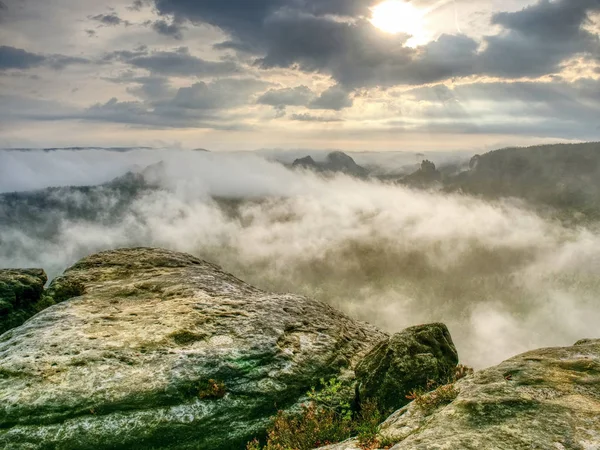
top-left (370, 0), bottom-right (429, 47)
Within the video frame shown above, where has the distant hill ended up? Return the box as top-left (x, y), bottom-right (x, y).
top-left (292, 151), bottom-right (368, 178)
top-left (401, 142), bottom-right (600, 221)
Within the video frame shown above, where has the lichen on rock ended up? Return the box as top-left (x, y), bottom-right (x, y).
top-left (0, 247), bottom-right (386, 450)
top-left (318, 339), bottom-right (600, 450)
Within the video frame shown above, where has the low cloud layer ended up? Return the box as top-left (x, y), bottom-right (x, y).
top-left (1, 149), bottom-right (600, 369)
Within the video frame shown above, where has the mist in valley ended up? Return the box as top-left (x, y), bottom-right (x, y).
top-left (1, 148), bottom-right (599, 369)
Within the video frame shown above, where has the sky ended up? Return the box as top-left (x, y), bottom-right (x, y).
top-left (0, 0), bottom-right (599, 151)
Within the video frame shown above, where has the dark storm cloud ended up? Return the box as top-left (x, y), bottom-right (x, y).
top-left (151, 0), bottom-right (600, 87)
top-left (0, 46), bottom-right (88, 71)
top-left (90, 12), bottom-right (130, 27)
top-left (106, 46), bottom-right (240, 77)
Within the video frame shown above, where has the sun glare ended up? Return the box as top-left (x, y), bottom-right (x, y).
top-left (370, 0), bottom-right (429, 47)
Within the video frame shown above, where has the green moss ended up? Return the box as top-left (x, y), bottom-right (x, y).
top-left (168, 330), bottom-right (206, 346)
top-left (48, 279), bottom-right (86, 303)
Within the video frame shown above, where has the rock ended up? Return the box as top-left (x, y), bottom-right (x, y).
top-left (292, 152), bottom-right (368, 178)
top-left (325, 152), bottom-right (368, 177)
top-left (355, 323), bottom-right (458, 412)
top-left (0, 269), bottom-right (48, 335)
top-left (318, 339), bottom-right (600, 450)
top-left (400, 160), bottom-right (442, 188)
top-left (293, 155), bottom-right (319, 169)
top-left (0, 248), bottom-right (386, 450)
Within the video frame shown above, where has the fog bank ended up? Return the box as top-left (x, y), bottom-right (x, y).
top-left (1, 149), bottom-right (599, 368)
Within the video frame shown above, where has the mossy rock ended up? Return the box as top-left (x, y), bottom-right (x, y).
top-left (0, 248), bottom-right (387, 450)
top-left (355, 323), bottom-right (458, 412)
top-left (0, 269), bottom-right (47, 335)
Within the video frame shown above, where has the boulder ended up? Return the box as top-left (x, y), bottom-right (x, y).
top-left (355, 323), bottom-right (458, 412)
top-left (0, 269), bottom-right (48, 334)
top-left (319, 339), bottom-right (600, 449)
top-left (0, 248), bottom-right (386, 450)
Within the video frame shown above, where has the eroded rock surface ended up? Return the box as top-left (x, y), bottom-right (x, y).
top-left (0, 248), bottom-right (386, 450)
top-left (356, 323), bottom-right (458, 412)
top-left (0, 269), bottom-right (48, 334)
top-left (319, 339), bottom-right (600, 450)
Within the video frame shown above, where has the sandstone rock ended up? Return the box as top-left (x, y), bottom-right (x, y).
top-left (319, 339), bottom-right (600, 450)
top-left (0, 269), bottom-right (48, 334)
top-left (0, 248), bottom-right (385, 450)
top-left (356, 323), bottom-right (458, 412)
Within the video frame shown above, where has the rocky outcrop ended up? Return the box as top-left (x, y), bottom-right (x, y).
top-left (292, 152), bottom-right (368, 178)
top-left (356, 324), bottom-right (458, 412)
top-left (293, 155), bottom-right (319, 169)
top-left (319, 339), bottom-right (600, 449)
top-left (400, 160), bottom-right (442, 188)
top-left (0, 248), bottom-right (386, 450)
top-left (0, 269), bottom-right (48, 334)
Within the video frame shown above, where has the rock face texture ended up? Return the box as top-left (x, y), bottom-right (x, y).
top-left (319, 339), bottom-right (600, 450)
top-left (0, 248), bottom-right (386, 450)
top-left (356, 323), bottom-right (458, 412)
top-left (0, 269), bottom-right (48, 334)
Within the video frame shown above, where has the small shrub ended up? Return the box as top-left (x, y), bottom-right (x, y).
top-left (246, 439), bottom-right (261, 450)
top-left (406, 383), bottom-right (459, 415)
top-left (454, 364), bottom-right (474, 382)
top-left (247, 378), bottom-right (388, 450)
top-left (355, 400), bottom-right (384, 449)
top-left (198, 379), bottom-right (227, 400)
top-left (307, 377), bottom-right (354, 421)
top-left (377, 434), bottom-right (401, 449)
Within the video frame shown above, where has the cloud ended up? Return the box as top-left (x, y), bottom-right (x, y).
top-left (89, 12), bottom-right (130, 27)
top-left (0, 46), bottom-right (88, 71)
top-left (128, 0), bottom-right (148, 11)
top-left (396, 77), bottom-right (600, 140)
top-left (0, 46), bottom-right (45, 70)
top-left (257, 85), bottom-right (314, 109)
top-left (83, 78), bottom-right (269, 128)
top-left (308, 85), bottom-right (354, 110)
top-left (480, 0), bottom-right (600, 77)
top-left (3, 149), bottom-right (600, 369)
top-left (290, 113), bottom-right (342, 122)
top-left (150, 19), bottom-right (186, 40)
top-left (106, 46), bottom-right (240, 77)
top-left (151, 0), bottom-right (600, 88)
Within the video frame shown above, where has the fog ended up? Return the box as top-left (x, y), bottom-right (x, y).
top-left (1, 149), bottom-right (599, 368)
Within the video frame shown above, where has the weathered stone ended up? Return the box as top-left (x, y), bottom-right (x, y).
top-left (318, 339), bottom-right (600, 450)
top-left (355, 323), bottom-right (458, 412)
top-left (0, 248), bottom-right (386, 450)
top-left (0, 269), bottom-right (48, 335)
